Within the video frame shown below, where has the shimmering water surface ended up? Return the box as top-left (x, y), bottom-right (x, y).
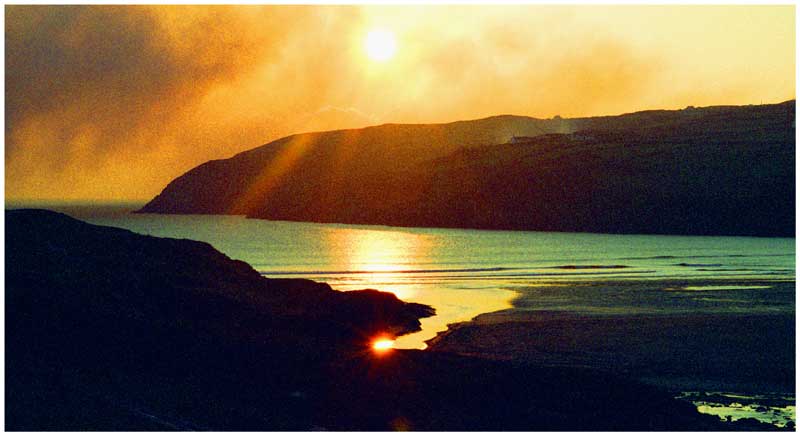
top-left (17, 202), bottom-right (795, 350)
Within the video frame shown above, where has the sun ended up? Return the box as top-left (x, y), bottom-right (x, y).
top-left (365, 29), bottom-right (397, 62)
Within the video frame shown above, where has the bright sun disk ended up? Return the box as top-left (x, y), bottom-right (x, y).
top-left (365, 29), bottom-right (397, 62)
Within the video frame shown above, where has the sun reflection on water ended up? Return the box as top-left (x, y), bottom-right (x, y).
top-left (324, 227), bottom-right (517, 350)
top-left (325, 228), bottom-right (434, 300)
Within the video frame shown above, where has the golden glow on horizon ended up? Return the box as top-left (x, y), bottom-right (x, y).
top-left (365, 28), bottom-right (397, 62)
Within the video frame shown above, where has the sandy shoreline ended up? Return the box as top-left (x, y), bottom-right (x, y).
top-left (427, 278), bottom-right (795, 395)
top-left (426, 278), bottom-right (795, 427)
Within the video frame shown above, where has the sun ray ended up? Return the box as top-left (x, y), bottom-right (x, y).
top-left (227, 134), bottom-right (315, 215)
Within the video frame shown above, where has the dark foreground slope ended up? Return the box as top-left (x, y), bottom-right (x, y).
top-left (139, 101), bottom-right (794, 237)
top-left (6, 209), bottom-right (747, 430)
top-left (6, 209), bottom-right (431, 429)
top-left (6, 209), bottom-right (433, 348)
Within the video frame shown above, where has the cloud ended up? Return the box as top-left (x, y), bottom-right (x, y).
top-left (5, 5), bottom-right (338, 199)
top-left (6, 6), bottom-right (300, 160)
top-left (4, 5), bottom-right (794, 201)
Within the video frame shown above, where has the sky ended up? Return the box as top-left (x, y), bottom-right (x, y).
top-left (5, 4), bottom-right (795, 202)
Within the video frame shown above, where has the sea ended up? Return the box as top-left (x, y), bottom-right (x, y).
top-left (14, 202), bottom-right (794, 349)
top-left (8, 202), bottom-right (796, 427)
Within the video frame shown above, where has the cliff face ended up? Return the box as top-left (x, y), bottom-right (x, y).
top-left (138, 101), bottom-right (795, 236)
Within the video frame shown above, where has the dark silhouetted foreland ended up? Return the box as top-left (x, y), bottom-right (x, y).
top-left (139, 100), bottom-right (795, 237)
top-left (7, 209), bottom-right (757, 430)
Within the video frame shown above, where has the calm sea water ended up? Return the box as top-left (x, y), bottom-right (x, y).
top-left (13, 202), bottom-right (795, 350)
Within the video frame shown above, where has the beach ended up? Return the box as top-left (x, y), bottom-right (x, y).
top-left (427, 278), bottom-right (795, 427)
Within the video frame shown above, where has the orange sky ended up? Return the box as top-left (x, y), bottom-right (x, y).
top-left (5, 5), bottom-right (795, 202)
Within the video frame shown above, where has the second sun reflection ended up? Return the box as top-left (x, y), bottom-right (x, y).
top-left (372, 338), bottom-right (395, 354)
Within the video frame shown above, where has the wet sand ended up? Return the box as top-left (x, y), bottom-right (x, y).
top-left (427, 279), bottom-right (795, 395)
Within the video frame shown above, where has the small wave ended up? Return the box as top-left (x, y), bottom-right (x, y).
top-left (488, 270), bottom-right (654, 278)
top-left (621, 253), bottom-right (793, 261)
top-left (665, 285), bottom-right (773, 292)
top-left (620, 255), bottom-right (678, 260)
top-left (549, 265), bottom-right (630, 270)
top-left (695, 268), bottom-right (793, 272)
top-left (675, 263), bottom-right (724, 267)
top-left (683, 285), bottom-right (773, 291)
top-left (259, 267), bottom-right (514, 276)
